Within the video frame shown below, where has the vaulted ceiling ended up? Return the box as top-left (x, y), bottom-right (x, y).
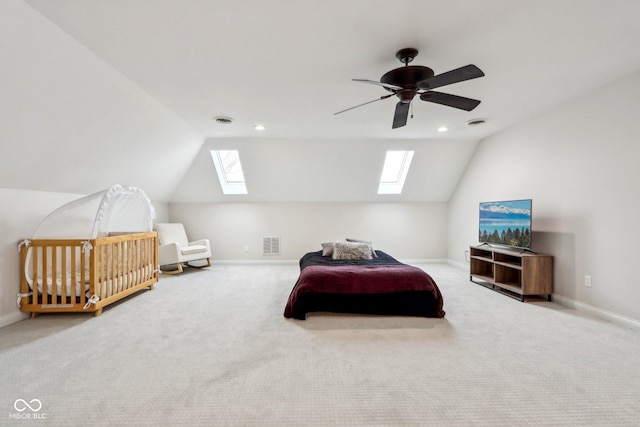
top-left (7, 0), bottom-right (640, 202)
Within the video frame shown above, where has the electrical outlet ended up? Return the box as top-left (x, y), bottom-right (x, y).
top-left (584, 275), bottom-right (592, 287)
top-left (243, 245), bottom-right (249, 253)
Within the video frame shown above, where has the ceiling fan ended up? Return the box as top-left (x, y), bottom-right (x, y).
top-left (335, 48), bottom-right (485, 129)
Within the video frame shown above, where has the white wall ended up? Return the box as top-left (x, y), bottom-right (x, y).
top-left (448, 71), bottom-right (640, 321)
top-left (171, 137), bottom-right (478, 203)
top-left (153, 202), bottom-right (169, 224)
top-left (169, 202), bottom-right (448, 261)
top-left (0, 188), bottom-right (84, 327)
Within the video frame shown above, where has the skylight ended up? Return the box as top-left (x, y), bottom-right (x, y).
top-left (210, 150), bottom-right (247, 194)
top-left (378, 150), bottom-right (414, 194)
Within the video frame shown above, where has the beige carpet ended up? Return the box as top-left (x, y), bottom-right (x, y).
top-left (1, 263), bottom-right (639, 426)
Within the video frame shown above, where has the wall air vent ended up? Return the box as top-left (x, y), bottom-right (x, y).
top-left (263, 237), bottom-right (281, 255)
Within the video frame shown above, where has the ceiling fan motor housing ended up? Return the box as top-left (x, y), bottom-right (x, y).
top-left (381, 66), bottom-right (435, 93)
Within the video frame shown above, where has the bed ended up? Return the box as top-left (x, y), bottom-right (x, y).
top-left (18, 232), bottom-right (158, 317)
top-left (284, 248), bottom-right (445, 320)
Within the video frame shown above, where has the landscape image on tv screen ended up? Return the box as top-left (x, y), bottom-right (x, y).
top-left (479, 199), bottom-right (532, 249)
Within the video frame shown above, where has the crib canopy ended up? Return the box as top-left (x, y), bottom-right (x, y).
top-left (32, 185), bottom-right (156, 239)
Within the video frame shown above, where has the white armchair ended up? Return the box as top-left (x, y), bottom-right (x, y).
top-left (156, 223), bottom-right (212, 274)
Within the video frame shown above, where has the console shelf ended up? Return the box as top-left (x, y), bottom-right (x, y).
top-left (469, 245), bottom-right (553, 301)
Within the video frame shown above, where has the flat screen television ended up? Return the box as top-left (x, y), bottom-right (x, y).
top-left (479, 199), bottom-right (532, 249)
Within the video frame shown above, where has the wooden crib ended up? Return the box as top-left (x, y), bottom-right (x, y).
top-left (19, 232), bottom-right (158, 317)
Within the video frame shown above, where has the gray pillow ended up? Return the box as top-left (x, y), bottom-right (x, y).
top-left (332, 241), bottom-right (373, 260)
top-left (321, 242), bottom-right (334, 257)
top-left (346, 238), bottom-right (378, 258)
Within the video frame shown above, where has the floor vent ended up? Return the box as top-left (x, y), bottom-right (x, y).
top-left (263, 237), bottom-right (281, 255)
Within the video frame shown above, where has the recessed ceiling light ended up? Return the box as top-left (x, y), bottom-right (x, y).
top-left (214, 116), bottom-right (234, 124)
top-left (254, 124), bottom-right (265, 131)
top-left (437, 126), bottom-right (448, 132)
top-left (466, 118), bottom-right (486, 126)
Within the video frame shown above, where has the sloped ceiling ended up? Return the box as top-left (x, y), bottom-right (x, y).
top-left (9, 0), bottom-right (640, 202)
top-left (0, 0), bottom-right (203, 202)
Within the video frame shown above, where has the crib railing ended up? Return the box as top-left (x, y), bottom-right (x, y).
top-left (19, 232), bottom-right (158, 317)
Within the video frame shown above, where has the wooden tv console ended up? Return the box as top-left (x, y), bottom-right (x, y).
top-left (469, 245), bottom-right (553, 301)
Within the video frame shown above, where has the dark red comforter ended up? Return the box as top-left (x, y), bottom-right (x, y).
top-left (283, 250), bottom-right (445, 319)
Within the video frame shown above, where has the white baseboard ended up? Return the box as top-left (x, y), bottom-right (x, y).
top-left (214, 258), bottom-right (449, 266)
top-left (447, 259), bottom-right (469, 270)
top-left (447, 258), bottom-right (640, 331)
top-left (0, 311), bottom-right (29, 329)
top-left (400, 258), bottom-right (448, 264)
top-left (551, 294), bottom-right (640, 331)
top-left (214, 259), bottom-right (298, 265)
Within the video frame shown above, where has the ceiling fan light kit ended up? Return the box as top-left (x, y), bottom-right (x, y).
top-left (336, 48), bottom-right (485, 129)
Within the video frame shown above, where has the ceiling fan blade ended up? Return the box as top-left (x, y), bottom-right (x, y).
top-left (392, 102), bottom-right (410, 129)
top-left (417, 64), bottom-right (484, 90)
top-left (353, 79), bottom-right (403, 91)
top-left (334, 94), bottom-right (394, 115)
top-left (419, 91), bottom-right (481, 111)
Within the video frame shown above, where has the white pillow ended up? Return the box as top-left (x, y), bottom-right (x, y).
top-left (346, 238), bottom-right (378, 258)
top-left (332, 241), bottom-right (373, 260)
